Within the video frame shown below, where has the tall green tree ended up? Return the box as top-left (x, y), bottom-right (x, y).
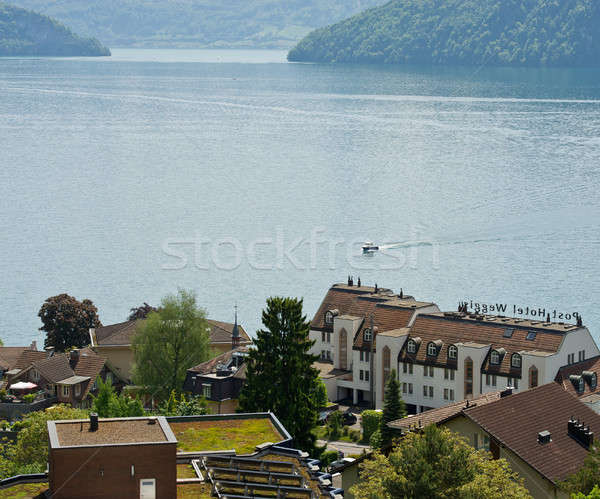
top-left (131, 289), bottom-right (210, 401)
top-left (238, 296), bottom-right (320, 452)
top-left (380, 368), bottom-right (405, 448)
top-left (128, 302), bottom-right (157, 321)
top-left (38, 293), bottom-right (101, 351)
top-left (350, 425), bottom-right (531, 499)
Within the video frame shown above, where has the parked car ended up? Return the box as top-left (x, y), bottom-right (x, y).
top-left (341, 409), bottom-right (357, 426)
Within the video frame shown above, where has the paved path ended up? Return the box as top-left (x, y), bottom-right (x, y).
top-left (317, 439), bottom-right (370, 457)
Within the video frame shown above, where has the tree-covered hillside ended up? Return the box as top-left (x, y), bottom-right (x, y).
top-left (8, 0), bottom-right (384, 49)
top-left (0, 2), bottom-right (110, 56)
top-left (288, 0), bottom-right (600, 66)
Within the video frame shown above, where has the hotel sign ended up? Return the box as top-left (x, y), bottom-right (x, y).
top-left (464, 300), bottom-right (579, 321)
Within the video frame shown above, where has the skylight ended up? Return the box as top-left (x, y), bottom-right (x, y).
top-left (526, 331), bottom-right (537, 340)
top-left (503, 328), bottom-right (514, 338)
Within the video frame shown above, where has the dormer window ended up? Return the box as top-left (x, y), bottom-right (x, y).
top-left (364, 328), bottom-right (372, 342)
top-left (490, 350), bottom-right (500, 365)
top-left (427, 342), bottom-right (438, 357)
top-left (407, 339), bottom-right (416, 354)
top-left (325, 312), bottom-right (334, 325)
top-left (448, 345), bottom-right (458, 360)
top-left (511, 353), bottom-right (522, 369)
top-left (570, 375), bottom-right (585, 394)
top-left (583, 371), bottom-right (597, 391)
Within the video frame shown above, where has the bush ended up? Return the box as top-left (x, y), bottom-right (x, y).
top-left (0, 390), bottom-right (7, 402)
top-left (319, 450), bottom-right (339, 468)
top-left (361, 410), bottom-right (382, 442)
top-left (22, 393), bottom-right (36, 404)
top-left (327, 411), bottom-right (343, 441)
top-left (369, 429), bottom-right (383, 449)
top-left (349, 429), bottom-right (362, 442)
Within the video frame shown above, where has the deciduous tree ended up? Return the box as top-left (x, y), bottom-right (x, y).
top-left (38, 293), bottom-right (101, 351)
top-left (561, 443), bottom-right (600, 495)
top-left (91, 377), bottom-right (144, 417)
top-left (350, 425), bottom-right (531, 499)
top-left (238, 296), bottom-right (320, 452)
top-left (132, 289), bottom-right (210, 401)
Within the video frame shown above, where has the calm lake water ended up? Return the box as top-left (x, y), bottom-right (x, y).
top-left (1, 49), bottom-right (599, 346)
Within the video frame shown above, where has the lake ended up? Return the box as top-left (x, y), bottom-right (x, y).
top-left (1, 49), bottom-right (599, 346)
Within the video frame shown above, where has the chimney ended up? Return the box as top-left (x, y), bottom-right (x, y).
top-left (399, 289), bottom-right (403, 299)
top-left (374, 283), bottom-right (378, 293)
top-left (30, 340), bottom-right (37, 351)
top-left (69, 349), bottom-right (80, 369)
top-left (577, 315), bottom-right (583, 327)
top-left (568, 417), bottom-right (594, 449)
top-left (357, 277), bottom-right (361, 287)
top-left (45, 346), bottom-right (55, 358)
top-left (90, 413), bottom-right (99, 432)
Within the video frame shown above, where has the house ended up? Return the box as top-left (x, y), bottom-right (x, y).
top-left (48, 414), bottom-right (177, 499)
top-left (555, 355), bottom-right (600, 413)
top-left (9, 348), bottom-right (123, 408)
top-left (183, 346), bottom-right (248, 413)
top-left (89, 313), bottom-right (251, 382)
top-left (0, 341), bottom-right (40, 377)
top-left (390, 383), bottom-right (600, 499)
top-left (310, 279), bottom-right (439, 406)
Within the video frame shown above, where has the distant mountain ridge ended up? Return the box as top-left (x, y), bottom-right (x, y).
top-left (288, 0), bottom-right (600, 67)
top-left (0, 2), bottom-right (110, 56)
top-left (7, 0), bottom-right (385, 49)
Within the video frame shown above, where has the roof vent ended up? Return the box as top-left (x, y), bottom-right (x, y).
top-left (89, 412), bottom-right (99, 432)
top-left (537, 430), bottom-right (551, 445)
top-left (148, 417), bottom-right (157, 425)
top-left (500, 387), bottom-right (513, 398)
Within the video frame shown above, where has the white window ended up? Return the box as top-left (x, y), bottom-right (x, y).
top-left (424, 366), bottom-right (434, 377)
top-left (429, 386), bottom-right (433, 398)
top-left (31, 370), bottom-right (40, 382)
top-left (448, 345), bottom-right (458, 360)
top-left (423, 385), bottom-right (428, 397)
top-left (202, 383), bottom-right (212, 398)
top-left (444, 368), bottom-right (454, 380)
top-left (365, 371), bottom-right (370, 382)
top-left (364, 329), bottom-right (372, 342)
top-left (427, 342), bottom-right (438, 356)
top-left (408, 383), bottom-right (413, 394)
top-left (62, 385), bottom-right (69, 397)
top-left (492, 375), bottom-right (497, 387)
top-left (490, 350), bottom-right (500, 365)
top-left (568, 353), bottom-right (575, 364)
top-left (407, 340), bottom-right (416, 354)
top-left (444, 388), bottom-right (449, 400)
top-left (325, 311), bottom-right (334, 325)
top-left (511, 353), bottom-right (521, 368)
top-left (359, 370), bottom-right (364, 381)
top-left (74, 384), bottom-right (81, 397)
top-left (579, 350), bottom-right (586, 362)
top-left (508, 377), bottom-right (519, 390)
top-left (449, 389), bottom-right (455, 400)
top-left (483, 435), bottom-right (490, 451)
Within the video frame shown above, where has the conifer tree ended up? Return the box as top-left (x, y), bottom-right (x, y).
top-left (381, 368), bottom-right (405, 447)
top-left (239, 297), bottom-right (320, 452)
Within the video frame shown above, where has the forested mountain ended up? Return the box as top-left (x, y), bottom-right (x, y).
top-left (0, 2), bottom-right (109, 56)
top-left (8, 0), bottom-right (384, 49)
top-left (288, 0), bottom-right (600, 66)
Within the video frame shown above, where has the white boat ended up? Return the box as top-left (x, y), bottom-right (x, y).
top-left (362, 241), bottom-right (379, 253)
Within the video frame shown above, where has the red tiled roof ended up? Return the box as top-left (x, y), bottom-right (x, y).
top-left (73, 351), bottom-right (109, 400)
top-left (464, 383), bottom-right (600, 483)
top-left (94, 318), bottom-right (250, 347)
top-left (399, 313), bottom-right (565, 375)
top-left (13, 350), bottom-right (47, 370)
top-left (33, 354), bottom-right (74, 383)
top-left (388, 391), bottom-right (502, 430)
top-left (0, 347), bottom-right (37, 370)
top-left (555, 356), bottom-right (600, 398)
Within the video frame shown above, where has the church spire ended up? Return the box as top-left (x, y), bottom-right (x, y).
top-left (232, 304), bottom-right (240, 349)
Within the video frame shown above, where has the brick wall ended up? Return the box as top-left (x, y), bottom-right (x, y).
top-left (49, 442), bottom-right (176, 499)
